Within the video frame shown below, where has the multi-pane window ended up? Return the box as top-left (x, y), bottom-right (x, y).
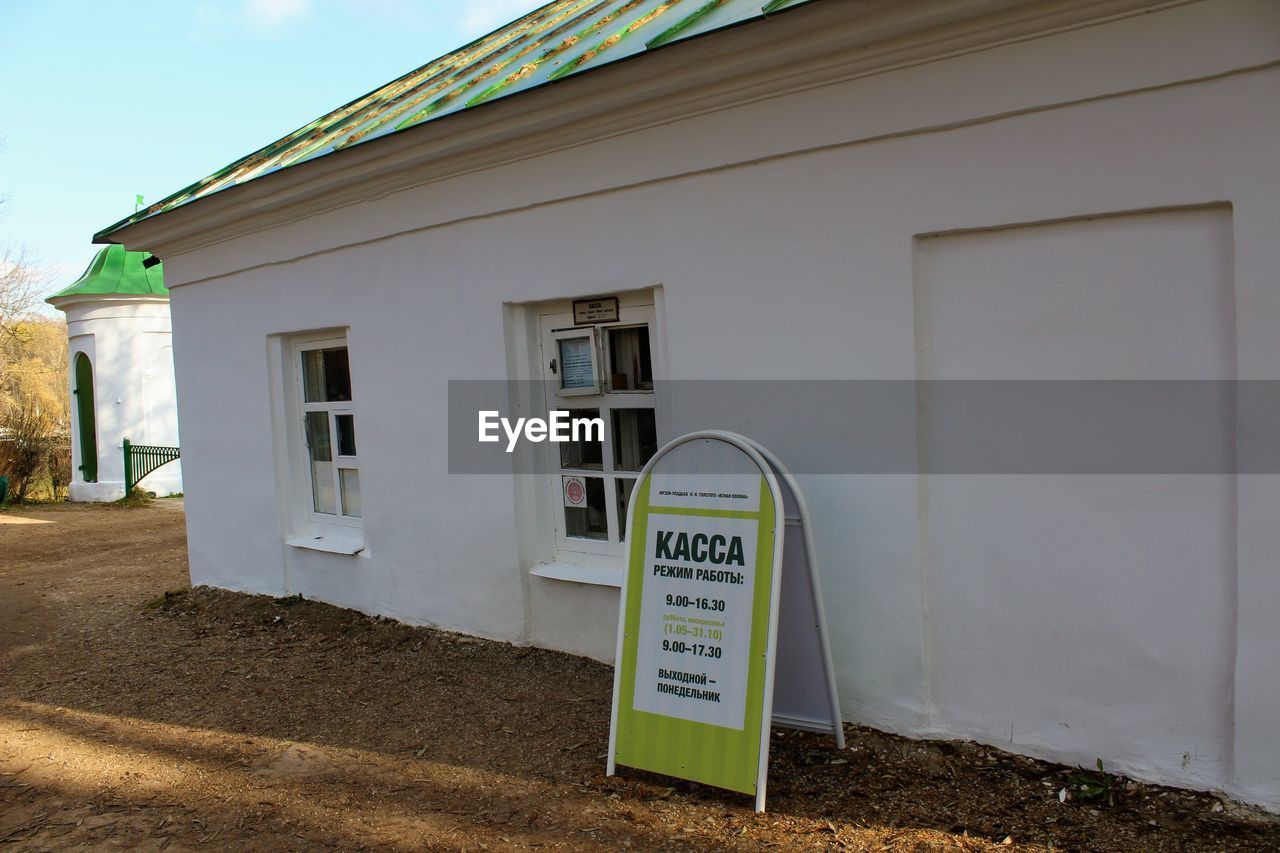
top-left (541, 304), bottom-right (658, 557)
top-left (297, 340), bottom-right (361, 523)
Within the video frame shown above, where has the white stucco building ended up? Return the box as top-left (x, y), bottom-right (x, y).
top-left (48, 245), bottom-right (182, 501)
top-left (96, 0), bottom-right (1279, 810)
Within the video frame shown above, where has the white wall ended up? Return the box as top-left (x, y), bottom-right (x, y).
top-left (63, 298), bottom-right (182, 501)
top-left (161, 1), bottom-right (1280, 808)
top-left (916, 209), bottom-right (1237, 790)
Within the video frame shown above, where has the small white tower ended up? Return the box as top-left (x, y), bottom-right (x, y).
top-left (47, 245), bottom-right (182, 501)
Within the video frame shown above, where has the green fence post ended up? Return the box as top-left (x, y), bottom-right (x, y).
top-left (123, 438), bottom-right (133, 493)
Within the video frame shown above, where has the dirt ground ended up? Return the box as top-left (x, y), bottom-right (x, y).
top-left (1, 503), bottom-right (1277, 852)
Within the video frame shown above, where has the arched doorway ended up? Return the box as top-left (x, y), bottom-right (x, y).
top-left (74, 352), bottom-right (97, 482)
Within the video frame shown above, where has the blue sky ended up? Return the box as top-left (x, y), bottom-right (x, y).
top-left (0, 0), bottom-right (539, 303)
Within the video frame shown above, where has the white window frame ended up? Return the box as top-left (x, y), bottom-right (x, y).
top-left (278, 331), bottom-right (365, 554)
top-left (537, 301), bottom-right (658, 564)
top-left (294, 334), bottom-right (361, 528)
top-left (551, 326), bottom-right (603, 396)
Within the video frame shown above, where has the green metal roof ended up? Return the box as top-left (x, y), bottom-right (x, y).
top-left (48, 245), bottom-right (167, 304)
top-left (97, 0), bottom-right (816, 240)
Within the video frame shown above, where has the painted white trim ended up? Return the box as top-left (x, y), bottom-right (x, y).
top-left (529, 561), bottom-right (623, 588)
top-left (286, 533), bottom-right (365, 556)
top-left (48, 295), bottom-right (170, 311)
top-left (68, 482), bottom-right (126, 503)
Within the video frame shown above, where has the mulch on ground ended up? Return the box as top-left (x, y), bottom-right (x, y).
top-left (1, 502), bottom-right (1277, 851)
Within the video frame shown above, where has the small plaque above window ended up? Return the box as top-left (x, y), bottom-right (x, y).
top-left (573, 296), bottom-right (619, 325)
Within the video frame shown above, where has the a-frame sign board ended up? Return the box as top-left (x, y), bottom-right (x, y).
top-left (607, 431), bottom-right (843, 813)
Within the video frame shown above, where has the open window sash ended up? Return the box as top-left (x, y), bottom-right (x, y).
top-left (551, 326), bottom-right (602, 397)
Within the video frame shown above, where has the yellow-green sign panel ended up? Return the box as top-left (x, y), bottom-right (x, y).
top-left (610, 438), bottom-right (783, 800)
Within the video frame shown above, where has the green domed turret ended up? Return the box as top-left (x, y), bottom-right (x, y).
top-left (47, 245), bottom-right (166, 305)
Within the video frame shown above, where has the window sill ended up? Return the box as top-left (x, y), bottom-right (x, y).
top-left (530, 561), bottom-right (622, 588)
top-left (286, 532), bottom-right (365, 555)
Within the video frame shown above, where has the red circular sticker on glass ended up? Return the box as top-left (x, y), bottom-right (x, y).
top-left (563, 475), bottom-right (587, 507)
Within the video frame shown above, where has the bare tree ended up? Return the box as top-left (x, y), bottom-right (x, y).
top-left (0, 196), bottom-right (45, 333)
top-left (0, 196), bottom-right (68, 501)
top-left (1, 248), bottom-right (39, 314)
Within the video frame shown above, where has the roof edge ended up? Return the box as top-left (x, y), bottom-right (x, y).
top-left (97, 0), bottom-right (594, 241)
top-left (99, 0), bottom-right (1190, 256)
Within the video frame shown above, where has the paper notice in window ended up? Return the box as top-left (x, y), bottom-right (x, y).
top-left (559, 337), bottom-right (594, 389)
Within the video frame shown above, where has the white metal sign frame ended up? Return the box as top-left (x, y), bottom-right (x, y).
top-left (607, 430), bottom-right (843, 812)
